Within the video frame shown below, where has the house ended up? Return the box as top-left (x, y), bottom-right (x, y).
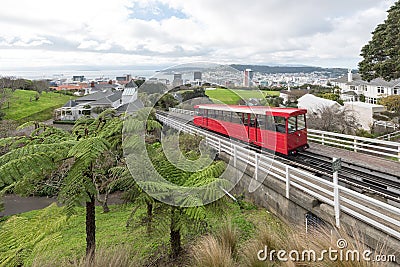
top-left (344, 102), bottom-right (386, 131)
top-left (279, 89), bottom-right (308, 104)
top-left (332, 70), bottom-right (400, 104)
top-left (54, 99), bottom-right (91, 121)
top-left (55, 81), bottom-right (140, 121)
top-left (297, 94), bottom-right (341, 114)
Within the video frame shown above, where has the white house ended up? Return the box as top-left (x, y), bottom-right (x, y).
top-left (333, 70), bottom-right (400, 104)
top-left (344, 102), bottom-right (386, 131)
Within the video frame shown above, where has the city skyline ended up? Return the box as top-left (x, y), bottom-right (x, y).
top-left (0, 0), bottom-right (397, 71)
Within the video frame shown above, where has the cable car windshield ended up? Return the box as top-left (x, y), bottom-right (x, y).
top-left (288, 114), bottom-right (306, 133)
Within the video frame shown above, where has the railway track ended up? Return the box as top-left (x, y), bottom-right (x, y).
top-left (156, 110), bottom-right (400, 204)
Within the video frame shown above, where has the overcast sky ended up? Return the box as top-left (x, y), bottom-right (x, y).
top-left (0, 0), bottom-right (396, 71)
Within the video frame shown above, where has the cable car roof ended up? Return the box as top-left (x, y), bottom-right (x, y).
top-left (194, 104), bottom-right (307, 117)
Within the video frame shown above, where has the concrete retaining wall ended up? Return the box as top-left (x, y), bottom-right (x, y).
top-left (219, 152), bottom-right (400, 265)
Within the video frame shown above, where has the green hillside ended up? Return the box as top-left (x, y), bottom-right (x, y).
top-left (1, 90), bottom-right (75, 123)
top-left (205, 88), bottom-right (280, 104)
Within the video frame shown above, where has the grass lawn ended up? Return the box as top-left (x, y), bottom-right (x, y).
top-left (205, 88), bottom-right (280, 104)
top-left (2, 90), bottom-right (75, 123)
top-left (0, 200), bottom-right (280, 266)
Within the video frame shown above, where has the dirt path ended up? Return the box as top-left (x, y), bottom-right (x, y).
top-left (0, 192), bottom-right (126, 217)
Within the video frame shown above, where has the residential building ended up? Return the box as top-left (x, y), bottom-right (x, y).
top-left (332, 70), bottom-right (400, 104)
top-left (279, 89), bottom-right (308, 104)
top-left (344, 102), bottom-right (386, 131)
top-left (55, 79), bottom-right (140, 121)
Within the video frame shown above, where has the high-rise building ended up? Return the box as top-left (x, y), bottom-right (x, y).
top-left (172, 73), bottom-right (183, 87)
top-left (243, 69), bottom-right (253, 87)
top-left (194, 71), bottom-right (202, 81)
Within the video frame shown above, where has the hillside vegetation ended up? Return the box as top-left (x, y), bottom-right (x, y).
top-left (205, 89), bottom-right (279, 104)
top-left (0, 201), bottom-right (278, 266)
top-left (1, 90), bottom-right (74, 123)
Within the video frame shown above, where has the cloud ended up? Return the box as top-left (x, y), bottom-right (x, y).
top-left (0, 0), bottom-right (396, 70)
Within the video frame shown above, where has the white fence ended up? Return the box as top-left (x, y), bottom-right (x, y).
top-left (168, 108), bottom-right (400, 162)
top-left (377, 130), bottom-right (400, 141)
top-left (158, 112), bottom-right (400, 240)
top-left (308, 129), bottom-right (400, 162)
top-left (374, 120), bottom-right (399, 131)
top-left (169, 107), bottom-right (194, 116)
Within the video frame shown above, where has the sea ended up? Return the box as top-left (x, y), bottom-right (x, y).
top-left (0, 66), bottom-right (208, 82)
top-left (0, 69), bottom-right (160, 81)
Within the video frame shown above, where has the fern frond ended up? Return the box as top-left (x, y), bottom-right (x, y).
top-left (68, 136), bottom-right (110, 163)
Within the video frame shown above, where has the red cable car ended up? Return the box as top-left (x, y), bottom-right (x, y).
top-left (193, 104), bottom-right (309, 155)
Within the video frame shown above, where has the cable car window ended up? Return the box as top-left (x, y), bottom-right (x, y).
top-left (266, 115), bottom-right (275, 131)
top-left (249, 114), bottom-right (256, 127)
top-left (297, 114), bottom-right (306, 130)
top-left (256, 115), bottom-right (266, 129)
top-left (195, 108), bottom-right (201, 116)
top-left (209, 110), bottom-right (215, 118)
top-left (288, 117), bottom-right (296, 133)
top-left (274, 116), bottom-right (286, 133)
top-left (215, 110), bottom-right (221, 120)
top-left (223, 111), bottom-right (231, 122)
top-left (232, 112), bottom-right (241, 124)
top-left (242, 113), bottom-right (249, 126)
top-left (218, 110), bottom-right (224, 120)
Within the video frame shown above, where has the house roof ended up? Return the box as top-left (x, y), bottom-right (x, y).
top-left (90, 98), bottom-right (113, 106)
top-left (280, 89), bottom-right (308, 97)
top-left (116, 99), bottom-right (144, 114)
top-left (76, 90), bottom-right (114, 102)
top-left (63, 100), bottom-right (78, 107)
top-left (107, 91), bottom-right (123, 102)
top-left (342, 91), bottom-right (358, 96)
top-left (56, 84), bottom-right (85, 91)
top-left (297, 94), bottom-right (341, 111)
top-left (333, 73), bottom-right (400, 87)
top-left (123, 87), bottom-right (136, 96)
top-left (125, 80), bottom-right (138, 89)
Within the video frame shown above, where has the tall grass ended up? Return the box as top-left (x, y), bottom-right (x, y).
top-left (214, 220), bottom-right (240, 257)
top-left (241, 222), bottom-right (392, 267)
top-left (192, 235), bottom-right (234, 267)
top-left (31, 246), bottom-right (142, 267)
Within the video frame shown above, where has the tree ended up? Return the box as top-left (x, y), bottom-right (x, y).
top-left (378, 95), bottom-right (400, 112)
top-left (307, 106), bottom-right (361, 134)
top-left (155, 93), bottom-right (179, 111)
top-left (32, 80), bottom-right (49, 94)
top-left (359, 1), bottom-right (400, 81)
top-left (0, 109), bottom-right (123, 262)
top-left (123, 111), bottom-right (229, 259)
top-left (318, 92), bottom-right (344, 105)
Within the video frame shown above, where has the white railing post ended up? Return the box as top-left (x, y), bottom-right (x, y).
top-left (286, 165), bottom-right (290, 199)
top-left (333, 157), bottom-right (340, 228)
top-left (322, 133), bottom-right (325, 145)
top-left (218, 139), bottom-right (221, 154)
top-left (398, 146), bottom-right (400, 162)
top-left (234, 145), bottom-right (237, 167)
top-left (254, 153), bottom-right (259, 181)
top-left (353, 139), bottom-right (358, 152)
